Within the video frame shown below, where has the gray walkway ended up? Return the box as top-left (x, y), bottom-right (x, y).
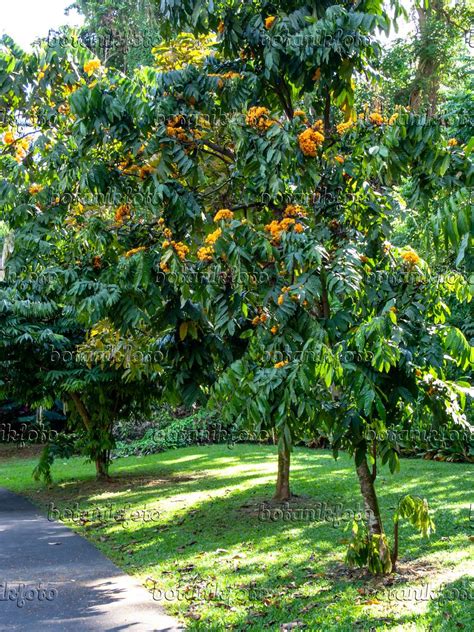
top-left (0, 488), bottom-right (184, 631)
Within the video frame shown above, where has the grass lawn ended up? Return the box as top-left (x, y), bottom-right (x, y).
top-left (0, 444), bottom-right (472, 631)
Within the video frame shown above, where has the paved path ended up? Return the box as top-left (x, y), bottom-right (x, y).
top-left (0, 488), bottom-right (184, 631)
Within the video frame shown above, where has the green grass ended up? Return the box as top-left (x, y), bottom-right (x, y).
top-left (0, 444), bottom-right (472, 631)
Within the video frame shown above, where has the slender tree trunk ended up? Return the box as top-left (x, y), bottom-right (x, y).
top-left (70, 393), bottom-right (111, 481)
top-left (274, 444), bottom-right (291, 501)
top-left (409, 0), bottom-right (444, 116)
top-left (356, 457), bottom-right (383, 535)
top-left (356, 456), bottom-right (392, 574)
top-left (391, 519), bottom-right (399, 570)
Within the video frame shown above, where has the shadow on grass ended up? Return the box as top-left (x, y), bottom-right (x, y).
top-left (3, 445), bottom-right (472, 631)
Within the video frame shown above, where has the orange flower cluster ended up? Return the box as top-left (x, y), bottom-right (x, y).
top-left (270, 325), bottom-right (279, 335)
top-left (336, 120), bottom-right (353, 135)
top-left (334, 155), bottom-right (345, 164)
top-left (265, 16), bottom-right (277, 29)
top-left (84, 59), bottom-right (101, 76)
top-left (220, 72), bottom-right (241, 80)
top-left (166, 116), bottom-right (189, 142)
top-left (298, 126), bottom-right (324, 156)
top-left (251, 313), bottom-right (268, 326)
top-left (92, 256), bottom-right (102, 269)
top-left (245, 106), bottom-right (275, 132)
top-left (213, 209), bottom-right (234, 222)
top-left (274, 360), bottom-right (288, 369)
top-left (117, 157), bottom-right (155, 180)
top-left (163, 240), bottom-right (189, 261)
top-left (448, 138), bottom-right (458, 147)
top-left (293, 110), bottom-right (306, 118)
top-left (217, 20), bottom-right (225, 34)
top-left (369, 112), bottom-right (384, 126)
top-left (29, 184), bottom-right (43, 195)
top-left (401, 250), bottom-right (420, 266)
top-left (284, 204), bottom-right (307, 218)
top-left (3, 131), bottom-right (31, 162)
top-left (125, 247), bottom-right (146, 258)
top-left (265, 217), bottom-right (298, 243)
top-left (58, 103), bottom-right (70, 115)
top-left (3, 131), bottom-right (15, 145)
top-left (277, 286), bottom-right (291, 305)
top-left (115, 203), bottom-right (131, 223)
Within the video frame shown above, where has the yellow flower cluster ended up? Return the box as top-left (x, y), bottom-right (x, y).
top-left (217, 20), bottom-right (225, 34)
top-left (265, 16), bottom-right (277, 29)
top-left (298, 127), bottom-right (324, 156)
top-left (3, 131), bottom-right (31, 161)
top-left (401, 250), bottom-right (420, 266)
top-left (16, 137), bottom-right (30, 162)
top-left (84, 59), bottom-right (101, 76)
top-left (115, 203), bottom-right (131, 223)
top-left (293, 110), bottom-right (306, 118)
top-left (336, 120), bottom-right (353, 135)
top-left (388, 113), bottom-right (399, 125)
top-left (270, 325), bottom-right (279, 335)
top-left (214, 209), bottom-right (234, 222)
top-left (205, 228), bottom-right (222, 245)
top-left (448, 138), bottom-right (458, 147)
top-left (284, 204), bottom-right (307, 218)
top-left (125, 247), bottom-right (146, 258)
top-left (29, 184), bottom-right (43, 194)
top-left (245, 106), bottom-right (275, 132)
top-left (369, 112), bottom-right (384, 126)
top-left (163, 240), bottom-right (190, 261)
top-left (3, 131), bottom-right (15, 145)
top-left (334, 155), bottom-right (345, 164)
top-left (63, 84), bottom-right (79, 97)
top-left (274, 360), bottom-right (288, 369)
top-left (197, 246), bottom-right (214, 261)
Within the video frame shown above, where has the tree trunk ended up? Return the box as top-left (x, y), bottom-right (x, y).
top-left (391, 519), bottom-right (399, 570)
top-left (356, 457), bottom-right (384, 535)
top-left (274, 444), bottom-right (291, 501)
top-left (409, 0), bottom-right (444, 116)
top-left (95, 451), bottom-right (110, 480)
top-left (356, 456), bottom-right (392, 574)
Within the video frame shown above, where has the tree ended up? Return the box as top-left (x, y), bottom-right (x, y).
top-left (67, 0), bottom-right (162, 70)
top-left (0, 0), bottom-right (472, 572)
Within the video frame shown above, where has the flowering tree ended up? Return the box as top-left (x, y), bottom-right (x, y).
top-left (0, 0), bottom-right (472, 571)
